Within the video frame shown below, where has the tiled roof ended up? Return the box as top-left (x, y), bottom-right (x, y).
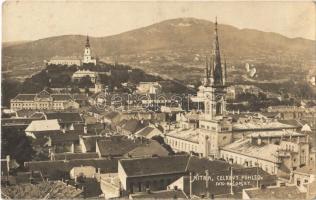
top-left (81, 135), bottom-right (108, 152)
top-left (121, 119), bottom-right (147, 133)
top-left (119, 155), bottom-right (190, 177)
top-left (244, 185), bottom-right (306, 199)
top-left (279, 119), bottom-right (302, 128)
top-left (233, 121), bottom-right (295, 131)
top-left (45, 112), bottom-right (84, 123)
top-left (96, 136), bottom-right (142, 157)
top-left (166, 128), bottom-right (199, 144)
top-left (49, 133), bottom-right (80, 144)
top-left (24, 158), bottom-right (118, 177)
top-left (25, 119), bottom-right (61, 132)
top-left (12, 94), bottom-right (35, 101)
top-left (53, 152), bottom-right (99, 160)
top-left (1, 118), bottom-right (35, 126)
top-left (221, 139), bottom-right (280, 163)
top-left (185, 156), bottom-right (231, 174)
top-left (124, 140), bottom-right (169, 158)
top-left (51, 94), bottom-right (73, 101)
top-left (130, 189), bottom-right (188, 199)
top-left (135, 127), bottom-right (155, 137)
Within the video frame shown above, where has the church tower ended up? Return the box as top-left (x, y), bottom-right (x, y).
top-left (203, 17), bottom-right (228, 118)
top-left (83, 35), bottom-right (97, 65)
top-left (198, 17), bottom-right (232, 159)
top-left (83, 35), bottom-right (92, 63)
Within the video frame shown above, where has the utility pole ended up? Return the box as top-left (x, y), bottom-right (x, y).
top-left (230, 167), bottom-right (234, 195)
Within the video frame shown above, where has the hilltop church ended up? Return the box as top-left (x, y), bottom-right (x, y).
top-left (47, 35), bottom-right (97, 66)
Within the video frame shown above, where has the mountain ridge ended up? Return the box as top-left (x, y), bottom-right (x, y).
top-left (2, 18), bottom-right (315, 79)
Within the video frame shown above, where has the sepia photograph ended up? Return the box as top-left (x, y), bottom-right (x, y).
top-left (1, 0), bottom-right (316, 199)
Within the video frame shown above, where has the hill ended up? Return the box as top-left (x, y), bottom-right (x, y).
top-left (2, 18), bottom-right (316, 80)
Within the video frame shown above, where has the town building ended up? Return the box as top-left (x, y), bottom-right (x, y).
top-left (220, 132), bottom-right (311, 176)
top-left (136, 82), bottom-right (162, 94)
top-left (47, 56), bottom-right (82, 66)
top-left (72, 69), bottom-right (98, 83)
top-left (25, 119), bottom-right (61, 138)
top-left (10, 90), bottom-right (79, 111)
top-left (116, 155), bottom-right (230, 195)
top-left (242, 185), bottom-right (306, 199)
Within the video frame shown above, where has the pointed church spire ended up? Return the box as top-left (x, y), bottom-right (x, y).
top-left (204, 56), bottom-right (210, 86)
top-left (85, 35), bottom-right (90, 48)
top-left (212, 16), bottom-right (223, 85)
top-left (223, 58), bottom-right (227, 85)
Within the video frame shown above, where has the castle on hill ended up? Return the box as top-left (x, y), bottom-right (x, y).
top-left (47, 35), bottom-right (97, 66)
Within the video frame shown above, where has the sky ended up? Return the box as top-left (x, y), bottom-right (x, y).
top-left (2, 1), bottom-right (316, 42)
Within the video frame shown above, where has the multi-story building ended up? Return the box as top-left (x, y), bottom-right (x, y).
top-left (47, 56), bottom-right (82, 66)
top-left (220, 132), bottom-right (312, 175)
top-left (136, 82), bottom-right (162, 94)
top-left (10, 90), bottom-right (79, 111)
top-left (72, 69), bottom-right (98, 83)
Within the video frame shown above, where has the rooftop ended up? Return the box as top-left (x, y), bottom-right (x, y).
top-left (222, 139), bottom-right (280, 163)
top-left (233, 121), bottom-right (295, 131)
top-left (244, 185), bottom-right (306, 199)
top-left (52, 152), bottom-right (99, 160)
top-left (130, 189), bottom-right (188, 199)
top-left (25, 158), bottom-right (118, 177)
top-left (248, 130), bottom-right (305, 138)
top-left (25, 119), bottom-right (61, 132)
top-left (45, 112), bottom-right (84, 123)
top-left (119, 155), bottom-right (230, 178)
top-left (166, 128), bottom-right (199, 144)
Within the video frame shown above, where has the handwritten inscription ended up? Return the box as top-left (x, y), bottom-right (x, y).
top-left (192, 174), bottom-right (263, 187)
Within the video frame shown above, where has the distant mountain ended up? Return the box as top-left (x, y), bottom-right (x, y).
top-left (2, 40), bottom-right (31, 48)
top-left (2, 18), bottom-right (315, 79)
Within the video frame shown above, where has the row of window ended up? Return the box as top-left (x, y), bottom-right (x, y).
top-left (221, 152), bottom-right (276, 174)
top-left (11, 103), bottom-right (64, 107)
top-left (129, 178), bottom-right (173, 193)
top-left (166, 137), bottom-right (198, 152)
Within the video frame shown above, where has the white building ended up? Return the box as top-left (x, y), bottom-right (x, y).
top-left (72, 69), bottom-right (98, 83)
top-left (10, 90), bottom-right (79, 111)
top-left (136, 82), bottom-right (162, 94)
top-left (47, 56), bottom-right (82, 66)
